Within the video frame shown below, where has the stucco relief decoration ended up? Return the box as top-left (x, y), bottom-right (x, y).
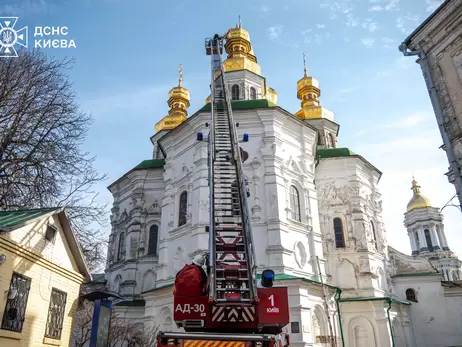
top-left (152, 200), bottom-right (161, 214)
top-left (366, 192), bottom-right (383, 213)
top-left (355, 222), bottom-right (370, 251)
top-left (118, 209), bottom-right (129, 225)
top-left (294, 242), bottom-right (307, 268)
top-left (251, 205), bottom-right (261, 220)
top-left (174, 248), bottom-right (185, 274)
top-left (110, 206), bottom-right (120, 224)
top-left (199, 200), bottom-right (208, 211)
top-left (269, 193), bottom-right (278, 216)
top-left (453, 51), bottom-right (462, 84)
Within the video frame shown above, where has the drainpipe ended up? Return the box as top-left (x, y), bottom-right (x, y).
top-left (335, 288), bottom-right (345, 347)
top-left (399, 44), bottom-right (462, 211)
top-left (386, 298), bottom-right (396, 347)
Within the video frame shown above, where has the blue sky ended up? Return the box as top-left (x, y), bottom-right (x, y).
top-left (2, 0), bottom-right (461, 258)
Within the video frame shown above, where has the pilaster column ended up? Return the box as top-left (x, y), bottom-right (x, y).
top-left (430, 224), bottom-right (441, 250)
top-left (408, 231), bottom-right (418, 255)
top-left (418, 225), bottom-right (428, 252)
top-left (283, 178), bottom-right (290, 219)
top-left (437, 224), bottom-right (450, 251)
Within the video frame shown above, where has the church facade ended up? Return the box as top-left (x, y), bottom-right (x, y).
top-left (104, 23), bottom-right (462, 347)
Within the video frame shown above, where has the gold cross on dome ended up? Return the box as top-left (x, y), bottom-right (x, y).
top-left (178, 64), bottom-right (183, 87)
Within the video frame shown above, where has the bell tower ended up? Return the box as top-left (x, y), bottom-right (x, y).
top-left (404, 178), bottom-right (461, 281)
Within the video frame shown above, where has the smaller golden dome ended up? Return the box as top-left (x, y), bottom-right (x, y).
top-left (406, 178), bottom-right (432, 212)
top-left (155, 65), bottom-right (190, 133)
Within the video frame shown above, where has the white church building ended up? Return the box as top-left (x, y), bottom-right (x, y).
top-left (103, 23), bottom-right (462, 347)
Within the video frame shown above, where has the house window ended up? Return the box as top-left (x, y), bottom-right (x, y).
top-left (333, 218), bottom-right (345, 248)
top-left (249, 87), bottom-right (256, 100)
top-left (44, 288), bottom-right (67, 340)
top-left (371, 221), bottom-right (377, 248)
top-left (424, 229), bottom-right (433, 251)
top-left (405, 288), bottom-right (417, 302)
top-left (118, 232), bottom-right (126, 261)
top-left (327, 133), bottom-right (335, 148)
top-left (289, 185), bottom-right (301, 222)
top-left (148, 225), bottom-right (159, 256)
top-left (178, 191), bottom-right (188, 226)
top-left (1, 272), bottom-right (31, 332)
top-left (231, 84), bottom-right (240, 100)
top-left (45, 225), bottom-right (57, 243)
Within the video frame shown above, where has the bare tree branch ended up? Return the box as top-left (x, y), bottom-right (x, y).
top-left (0, 49), bottom-right (108, 270)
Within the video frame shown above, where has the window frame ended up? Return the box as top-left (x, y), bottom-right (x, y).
top-left (289, 185), bottom-right (301, 222)
top-left (1, 272), bottom-right (32, 333)
top-left (231, 84), bottom-right (240, 100)
top-left (178, 191), bottom-right (188, 227)
top-left (405, 288), bottom-right (417, 302)
top-left (333, 217), bottom-right (346, 248)
top-left (147, 224), bottom-right (159, 256)
top-left (424, 228), bottom-right (433, 251)
top-left (249, 86), bottom-right (257, 100)
top-left (371, 221), bottom-right (377, 249)
top-left (118, 232), bottom-right (126, 261)
top-left (44, 288), bottom-right (67, 340)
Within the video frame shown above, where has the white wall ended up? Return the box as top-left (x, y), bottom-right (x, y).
top-left (394, 275), bottom-right (462, 347)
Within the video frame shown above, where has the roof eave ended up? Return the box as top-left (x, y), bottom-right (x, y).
top-left (401, 0), bottom-right (450, 47)
top-left (57, 209), bottom-right (93, 282)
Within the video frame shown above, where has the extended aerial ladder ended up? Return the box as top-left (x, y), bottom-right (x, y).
top-left (157, 32), bottom-right (290, 347)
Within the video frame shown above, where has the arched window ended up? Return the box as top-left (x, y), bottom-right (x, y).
top-left (118, 232), bottom-right (126, 261)
top-left (178, 191), bottom-right (188, 226)
top-left (148, 225), bottom-right (159, 256)
top-left (289, 185), bottom-right (301, 222)
top-left (415, 231), bottom-right (420, 251)
top-left (327, 133), bottom-right (335, 148)
top-left (371, 221), bottom-right (377, 248)
top-left (231, 84), bottom-right (240, 100)
top-left (333, 218), bottom-right (345, 248)
top-left (424, 229), bottom-right (433, 251)
top-left (405, 288), bottom-right (417, 302)
top-left (249, 87), bottom-right (256, 100)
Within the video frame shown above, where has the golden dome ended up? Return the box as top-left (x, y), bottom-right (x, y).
top-left (406, 178), bottom-right (432, 211)
top-left (295, 53), bottom-right (332, 120)
top-left (223, 21), bottom-right (261, 76)
top-left (204, 19), bottom-right (278, 106)
top-left (155, 65), bottom-right (190, 133)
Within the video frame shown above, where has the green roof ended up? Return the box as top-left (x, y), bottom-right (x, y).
top-left (256, 273), bottom-right (339, 290)
top-left (199, 99), bottom-right (277, 112)
top-left (115, 299), bottom-right (146, 307)
top-left (0, 207), bottom-right (59, 230)
top-left (133, 159), bottom-right (165, 170)
top-left (316, 147), bottom-right (356, 159)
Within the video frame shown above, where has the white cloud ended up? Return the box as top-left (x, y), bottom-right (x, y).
top-left (368, 5), bottom-right (383, 11)
top-left (303, 31), bottom-right (331, 44)
top-left (361, 38), bottom-right (375, 48)
top-left (362, 19), bottom-right (378, 32)
top-left (379, 113), bottom-right (428, 129)
top-left (267, 25), bottom-right (283, 40)
top-left (425, 0), bottom-right (444, 12)
top-left (367, 0), bottom-right (399, 11)
top-left (260, 5), bottom-right (271, 13)
top-left (0, 0), bottom-right (53, 16)
top-left (384, 0), bottom-right (400, 11)
top-left (396, 14), bottom-right (420, 34)
top-left (316, 24), bottom-right (326, 29)
top-left (346, 12), bottom-right (360, 27)
top-left (354, 113), bottom-right (429, 137)
top-left (382, 37), bottom-right (396, 49)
